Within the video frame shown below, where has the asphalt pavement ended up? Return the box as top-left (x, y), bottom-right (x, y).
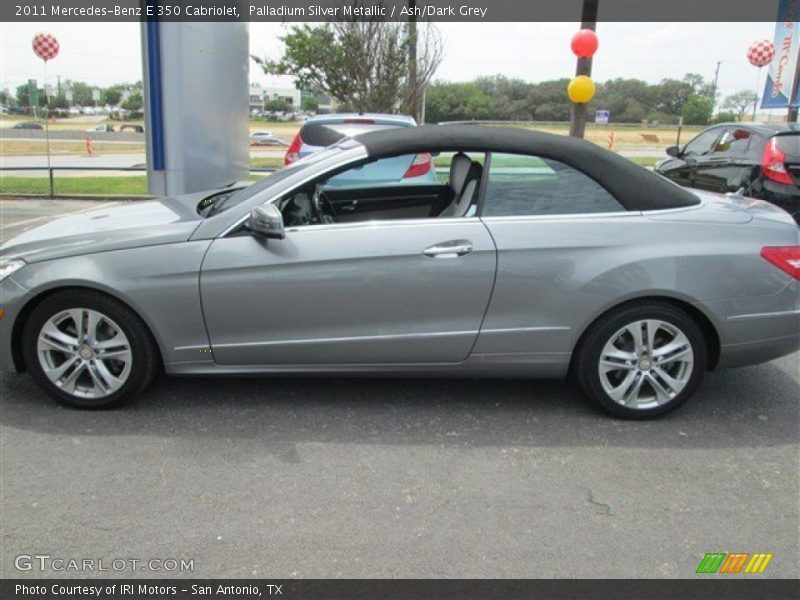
top-left (0, 199), bottom-right (798, 579)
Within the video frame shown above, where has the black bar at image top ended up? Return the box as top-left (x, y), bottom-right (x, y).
top-left (0, 0), bottom-right (791, 23)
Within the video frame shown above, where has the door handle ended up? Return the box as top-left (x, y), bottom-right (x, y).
top-left (339, 200), bottom-right (358, 212)
top-left (423, 240), bottom-right (473, 258)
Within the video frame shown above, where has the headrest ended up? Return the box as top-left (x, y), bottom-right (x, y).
top-left (449, 152), bottom-right (473, 195)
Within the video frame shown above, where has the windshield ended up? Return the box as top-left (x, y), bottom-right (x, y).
top-left (200, 139), bottom-right (360, 217)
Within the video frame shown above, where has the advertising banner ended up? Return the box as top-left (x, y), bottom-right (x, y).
top-left (762, 0), bottom-right (800, 108)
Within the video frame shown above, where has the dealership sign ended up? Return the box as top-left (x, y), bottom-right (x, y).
top-left (762, 0), bottom-right (800, 108)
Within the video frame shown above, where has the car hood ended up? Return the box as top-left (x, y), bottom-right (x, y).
top-left (0, 191), bottom-right (215, 264)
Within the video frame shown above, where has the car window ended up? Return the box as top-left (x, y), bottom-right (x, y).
top-left (481, 153), bottom-right (625, 217)
top-left (713, 128), bottom-right (752, 155)
top-left (682, 128), bottom-right (722, 157)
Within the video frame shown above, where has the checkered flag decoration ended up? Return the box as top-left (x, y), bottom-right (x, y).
top-left (747, 39), bottom-right (775, 68)
top-left (32, 33), bottom-right (59, 62)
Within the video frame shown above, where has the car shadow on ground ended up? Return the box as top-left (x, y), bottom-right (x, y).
top-left (1, 358), bottom-right (798, 451)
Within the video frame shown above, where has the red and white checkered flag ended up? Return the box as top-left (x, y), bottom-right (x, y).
top-left (32, 33), bottom-right (59, 62)
top-left (747, 39), bottom-right (775, 67)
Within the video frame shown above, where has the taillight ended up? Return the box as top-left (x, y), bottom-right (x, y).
top-left (761, 246), bottom-right (800, 280)
top-left (403, 153), bottom-right (432, 178)
top-left (285, 134), bottom-right (303, 165)
top-left (343, 118), bottom-right (375, 125)
top-left (762, 138), bottom-right (794, 185)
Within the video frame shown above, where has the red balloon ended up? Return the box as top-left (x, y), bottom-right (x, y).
top-left (32, 32), bottom-right (59, 62)
top-left (747, 39), bottom-right (775, 67)
top-left (571, 29), bottom-right (598, 59)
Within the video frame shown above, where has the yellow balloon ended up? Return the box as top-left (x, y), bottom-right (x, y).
top-left (568, 75), bottom-right (596, 104)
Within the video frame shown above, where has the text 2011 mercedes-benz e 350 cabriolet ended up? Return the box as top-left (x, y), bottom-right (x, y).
top-left (1, 126), bottom-right (798, 418)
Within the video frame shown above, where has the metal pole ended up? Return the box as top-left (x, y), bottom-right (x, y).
top-left (43, 60), bottom-right (53, 195)
top-left (787, 46), bottom-right (800, 122)
top-left (48, 168), bottom-right (55, 198)
top-left (710, 61), bottom-right (722, 111)
top-left (569, 0), bottom-right (599, 138)
top-left (751, 66), bottom-right (762, 122)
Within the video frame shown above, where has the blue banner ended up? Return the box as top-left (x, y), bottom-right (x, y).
top-left (762, 0), bottom-right (800, 108)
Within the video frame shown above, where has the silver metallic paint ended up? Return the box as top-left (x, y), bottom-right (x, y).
top-left (1, 143), bottom-right (798, 382)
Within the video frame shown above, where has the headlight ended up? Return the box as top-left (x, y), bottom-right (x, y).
top-left (0, 259), bottom-right (26, 282)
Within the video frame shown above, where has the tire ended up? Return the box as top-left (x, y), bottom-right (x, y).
top-left (22, 290), bottom-right (159, 409)
top-left (573, 301), bottom-right (707, 419)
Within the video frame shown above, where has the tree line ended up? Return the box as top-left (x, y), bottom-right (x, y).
top-left (424, 73), bottom-right (756, 125)
top-left (2, 80), bottom-right (143, 116)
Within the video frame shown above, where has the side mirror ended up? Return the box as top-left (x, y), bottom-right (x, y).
top-left (247, 205), bottom-right (285, 240)
top-left (666, 145), bottom-right (681, 158)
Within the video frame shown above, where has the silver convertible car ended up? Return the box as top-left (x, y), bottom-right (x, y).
top-left (1, 126), bottom-right (798, 418)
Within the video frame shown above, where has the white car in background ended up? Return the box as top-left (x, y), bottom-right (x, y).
top-left (249, 131), bottom-right (284, 146)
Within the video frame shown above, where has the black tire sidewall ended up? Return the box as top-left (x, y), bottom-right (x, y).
top-left (22, 291), bottom-right (156, 409)
top-left (576, 303), bottom-right (708, 419)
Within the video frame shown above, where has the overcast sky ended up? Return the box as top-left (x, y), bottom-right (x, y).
top-left (0, 21), bottom-right (779, 111)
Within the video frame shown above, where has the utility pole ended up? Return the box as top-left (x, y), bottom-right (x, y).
top-left (407, 0), bottom-right (419, 121)
top-left (569, 0), bottom-right (599, 138)
top-left (710, 61), bottom-right (722, 110)
top-left (788, 48), bottom-right (800, 122)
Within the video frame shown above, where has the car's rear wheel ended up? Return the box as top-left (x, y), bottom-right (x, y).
top-left (573, 302), bottom-right (707, 419)
top-left (22, 291), bottom-right (159, 409)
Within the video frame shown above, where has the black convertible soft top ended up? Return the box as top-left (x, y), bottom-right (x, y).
top-left (354, 125), bottom-right (699, 212)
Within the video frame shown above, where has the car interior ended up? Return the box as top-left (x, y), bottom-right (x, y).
top-left (277, 151), bottom-right (485, 227)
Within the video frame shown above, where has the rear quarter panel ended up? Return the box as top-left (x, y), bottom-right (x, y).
top-left (476, 207), bottom-right (798, 361)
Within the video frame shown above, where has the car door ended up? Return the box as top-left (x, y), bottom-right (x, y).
top-left (473, 152), bottom-right (640, 360)
top-left (660, 127), bottom-right (723, 188)
top-left (693, 126), bottom-right (755, 193)
top-left (200, 210), bottom-right (497, 366)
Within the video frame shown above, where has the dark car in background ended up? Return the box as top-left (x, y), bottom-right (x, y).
top-left (655, 122), bottom-right (800, 223)
top-left (11, 121), bottom-right (43, 130)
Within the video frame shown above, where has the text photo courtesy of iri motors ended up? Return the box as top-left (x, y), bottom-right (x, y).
top-left (0, 1), bottom-right (798, 600)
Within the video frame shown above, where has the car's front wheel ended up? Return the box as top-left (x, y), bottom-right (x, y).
top-left (22, 290), bottom-right (159, 409)
top-left (573, 302), bottom-right (708, 419)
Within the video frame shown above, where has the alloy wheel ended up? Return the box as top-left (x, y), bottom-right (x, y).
top-left (597, 319), bottom-right (694, 410)
top-left (36, 308), bottom-right (133, 399)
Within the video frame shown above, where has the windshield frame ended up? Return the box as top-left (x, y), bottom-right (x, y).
top-left (189, 139), bottom-right (368, 240)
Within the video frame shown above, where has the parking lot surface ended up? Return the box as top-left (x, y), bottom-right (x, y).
top-left (1, 199), bottom-right (798, 579)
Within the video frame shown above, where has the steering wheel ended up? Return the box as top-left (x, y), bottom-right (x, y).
top-left (312, 185), bottom-right (337, 224)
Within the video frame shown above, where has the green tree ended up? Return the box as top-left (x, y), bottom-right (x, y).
top-left (721, 90), bottom-right (756, 120)
top-left (67, 80), bottom-right (95, 106)
top-left (16, 83), bottom-right (46, 108)
top-left (265, 98), bottom-right (291, 112)
top-left (656, 78), bottom-right (694, 116)
top-left (253, 20), bottom-right (443, 114)
top-left (681, 94), bottom-right (714, 125)
top-left (48, 94), bottom-right (69, 110)
top-left (424, 81), bottom-right (493, 123)
top-left (101, 88), bottom-right (122, 106)
top-left (301, 95), bottom-right (319, 112)
top-left (712, 111), bottom-right (738, 124)
top-left (121, 92), bottom-right (143, 112)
